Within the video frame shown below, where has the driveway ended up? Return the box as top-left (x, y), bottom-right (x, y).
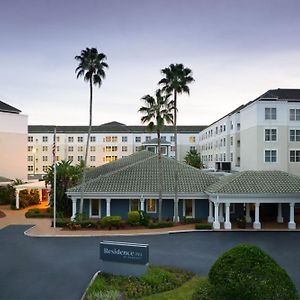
top-left (0, 226), bottom-right (300, 300)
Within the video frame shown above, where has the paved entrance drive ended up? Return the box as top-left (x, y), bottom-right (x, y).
top-left (1, 226), bottom-right (300, 300)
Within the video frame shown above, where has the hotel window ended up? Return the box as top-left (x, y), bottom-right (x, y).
top-left (78, 136), bottom-right (83, 143)
top-left (90, 156), bottom-right (96, 161)
top-left (90, 136), bottom-right (96, 142)
top-left (190, 146), bottom-right (196, 151)
top-left (289, 109), bottom-right (300, 121)
top-left (105, 156), bottom-right (117, 162)
top-left (290, 129), bottom-right (300, 142)
top-left (56, 136), bottom-right (60, 142)
top-left (130, 199), bottom-right (140, 211)
top-left (68, 146), bottom-right (74, 152)
top-left (135, 136), bottom-right (141, 143)
top-left (43, 166), bottom-right (48, 172)
top-left (77, 156), bottom-right (83, 162)
top-left (216, 127), bottom-right (218, 134)
top-left (230, 121), bottom-right (234, 130)
top-left (237, 140), bottom-right (240, 147)
top-left (42, 136), bottom-right (48, 142)
top-left (237, 123), bottom-right (240, 131)
top-left (42, 156), bottom-right (48, 162)
top-left (56, 146), bottom-right (59, 152)
top-left (112, 146), bottom-right (117, 152)
top-left (223, 125), bottom-right (226, 132)
top-left (28, 156), bottom-right (33, 162)
top-left (90, 166), bottom-right (95, 168)
top-left (68, 136), bottom-right (74, 143)
top-left (230, 152), bottom-right (233, 162)
top-left (105, 146), bottom-right (111, 152)
top-left (171, 146), bottom-right (175, 152)
top-left (146, 199), bottom-right (156, 213)
top-left (122, 136), bottom-right (128, 142)
top-left (90, 146), bottom-right (96, 152)
top-left (161, 136), bottom-right (167, 142)
top-left (28, 136), bottom-right (33, 142)
top-left (223, 153), bottom-right (226, 161)
top-left (223, 138), bottom-right (226, 146)
top-left (122, 146), bottom-right (127, 152)
top-left (170, 136), bottom-right (175, 142)
top-left (28, 146), bottom-right (33, 152)
top-left (135, 146), bottom-right (140, 151)
top-left (112, 136), bottom-right (118, 142)
top-left (28, 166), bottom-right (33, 172)
top-left (265, 129), bottom-right (277, 141)
top-left (290, 150), bottom-right (300, 162)
top-left (42, 146), bottom-right (48, 151)
top-left (146, 136), bottom-right (151, 142)
top-left (230, 136), bottom-right (233, 146)
top-left (189, 136), bottom-right (196, 143)
top-left (68, 156), bottom-right (73, 161)
top-left (265, 150), bottom-right (277, 162)
top-left (220, 125), bottom-right (223, 133)
top-left (78, 146), bottom-right (84, 152)
top-left (265, 107), bottom-right (277, 120)
top-left (105, 136), bottom-right (111, 142)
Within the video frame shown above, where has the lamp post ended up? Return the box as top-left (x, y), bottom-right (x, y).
top-left (32, 148), bottom-right (36, 175)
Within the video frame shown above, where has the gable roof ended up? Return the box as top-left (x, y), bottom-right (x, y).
top-left (68, 151), bottom-right (218, 195)
top-left (0, 101), bottom-right (21, 114)
top-left (205, 171), bottom-right (300, 195)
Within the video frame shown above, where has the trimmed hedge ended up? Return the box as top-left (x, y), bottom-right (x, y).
top-left (191, 277), bottom-right (213, 300)
top-left (100, 216), bottom-right (122, 229)
top-left (25, 208), bottom-right (53, 218)
top-left (208, 244), bottom-right (298, 300)
top-left (138, 210), bottom-right (150, 226)
top-left (183, 217), bottom-right (204, 224)
top-left (195, 223), bottom-right (212, 230)
top-left (148, 221), bottom-right (174, 229)
top-left (52, 218), bottom-right (69, 227)
top-left (128, 211), bottom-right (140, 226)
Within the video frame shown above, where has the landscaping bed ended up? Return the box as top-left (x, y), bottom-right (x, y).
top-left (84, 266), bottom-right (194, 300)
top-left (25, 208), bottom-right (53, 218)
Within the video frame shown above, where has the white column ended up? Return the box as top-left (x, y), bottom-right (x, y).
top-left (246, 203), bottom-right (252, 223)
top-left (106, 198), bottom-right (111, 217)
top-left (173, 199), bottom-right (179, 222)
top-left (224, 203), bottom-right (231, 230)
top-left (213, 202), bottom-right (220, 229)
top-left (47, 190), bottom-right (50, 206)
top-left (253, 202), bottom-right (261, 230)
top-left (219, 203), bottom-right (224, 222)
top-left (15, 189), bottom-right (20, 210)
top-left (71, 198), bottom-right (77, 221)
top-left (288, 202), bottom-right (296, 230)
top-left (208, 200), bottom-right (214, 223)
top-left (140, 197), bottom-right (145, 211)
top-left (277, 203), bottom-right (284, 223)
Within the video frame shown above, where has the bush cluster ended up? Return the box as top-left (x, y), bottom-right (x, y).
top-left (87, 266), bottom-right (193, 299)
top-left (25, 208), bottom-right (53, 218)
top-left (127, 211), bottom-right (140, 226)
top-left (195, 223), bottom-right (212, 230)
top-left (208, 244), bottom-right (298, 300)
top-left (0, 185), bottom-right (15, 205)
top-left (148, 221), bottom-right (174, 229)
top-left (182, 217), bottom-right (204, 224)
top-left (14, 190), bottom-right (40, 209)
top-left (100, 216), bottom-right (122, 229)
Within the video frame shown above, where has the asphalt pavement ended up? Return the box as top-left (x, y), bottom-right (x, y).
top-left (1, 225), bottom-right (300, 300)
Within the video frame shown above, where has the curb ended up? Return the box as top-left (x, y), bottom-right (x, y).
top-left (81, 271), bottom-right (100, 300)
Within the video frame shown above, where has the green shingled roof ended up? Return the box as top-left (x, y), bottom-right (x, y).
top-left (68, 151), bottom-right (218, 195)
top-left (206, 171), bottom-right (300, 194)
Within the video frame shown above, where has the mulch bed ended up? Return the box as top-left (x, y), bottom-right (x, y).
top-left (0, 210), bottom-right (6, 218)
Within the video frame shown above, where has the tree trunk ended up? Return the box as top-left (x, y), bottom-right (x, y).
top-left (157, 129), bottom-right (163, 222)
top-left (173, 91), bottom-right (179, 222)
top-left (79, 77), bottom-right (93, 214)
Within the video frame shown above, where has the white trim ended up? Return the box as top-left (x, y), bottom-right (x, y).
top-left (183, 199), bottom-right (195, 218)
top-left (146, 198), bottom-right (157, 213)
top-left (264, 148), bottom-right (278, 163)
top-left (263, 127), bottom-right (277, 142)
top-left (89, 198), bottom-right (101, 218)
top-left (129, 199), bottom-right (140, 211)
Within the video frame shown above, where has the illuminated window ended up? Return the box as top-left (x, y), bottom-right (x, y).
top-left (189, 136), bottom-right (196, 143)
top-left (146, 199), bottom-right (156, 213)
top-left (105, 156), bottom-right (117, 162)
top-left (112, 136), bottom-right (118, 142)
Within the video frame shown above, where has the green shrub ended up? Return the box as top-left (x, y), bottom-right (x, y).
top-left (86, 289), bottom-right (120, 300)
top-left (208, 244), bottom-right (298, 300)
top-left (183, 217), bottom-right (204, 224)
top-left (127, 211), bottom-right (140, 226)
top-left (148, 221), bottom-right (174, 229)
top-left (138, 210), bottom-right (150, 226)
top-left (191, 277), bottom-right (213, 300)
top-left (25, 208), bottom-right (53, 218)
top-left (52, 218), bottom-right (69, 227)
top-left (79, 220), bottom-right (98, 228)
top-left (195, 223), bottom-right (212, 230)
top-left (0, 185), bottom-right (15, 205)
top-left (100, 216), bottom-right (122, 229)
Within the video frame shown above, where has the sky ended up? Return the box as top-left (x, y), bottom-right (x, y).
top-left (0, 0), bottom-right (300, 126)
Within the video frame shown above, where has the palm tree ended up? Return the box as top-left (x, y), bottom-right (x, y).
top-left (158, 63), bottom-right (194, 222)
top-left (184, 149), bottom-right (203, 169)
top-left (138, 89), bottom-right (173, 221)
top-left (75, 47), bottom-right (108, 214)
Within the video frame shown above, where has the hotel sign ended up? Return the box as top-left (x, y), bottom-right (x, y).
top-left (100, 241), bottom-right (149, 265)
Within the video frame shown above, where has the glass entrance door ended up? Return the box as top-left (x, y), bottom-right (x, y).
top-left (91, 199), bottom-right (100, 217)
top-left (185, 199), bottom-right (193, 218)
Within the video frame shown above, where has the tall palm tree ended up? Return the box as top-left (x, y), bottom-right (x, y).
top-left (158, 63), bottom-right (194, 222)
top-left (75, 47), bottom-right (108, 214)
top-left (138, 89), bottom-right (173, 221)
